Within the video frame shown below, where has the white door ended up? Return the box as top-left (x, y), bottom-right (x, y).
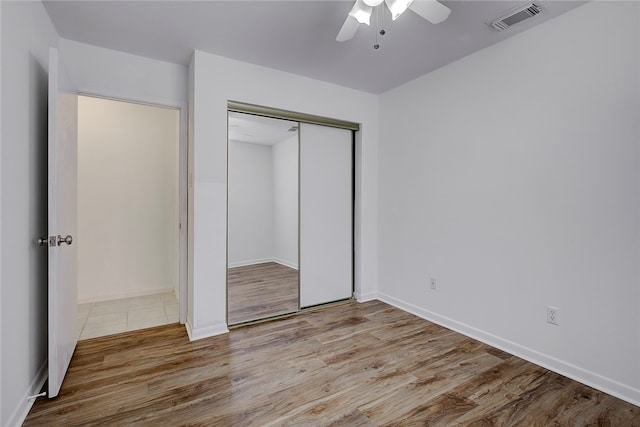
top-left (47, 47), bottom-right (78, 398)
top-left (299, 123), bottom-right (353, 307)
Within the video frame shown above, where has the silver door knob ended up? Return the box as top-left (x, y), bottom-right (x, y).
top-left (57, 235), bottom-right (73, 246)
top-left (38, 237), bottom-right (48, 246)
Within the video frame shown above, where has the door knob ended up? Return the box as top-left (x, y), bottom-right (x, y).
top-left (57, 235), bottom-right (73, 246)
top-left (38, 237), bottom-right (48, 246)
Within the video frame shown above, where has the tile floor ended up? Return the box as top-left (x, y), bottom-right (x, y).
top-left (77, 292), bottom-right (179, 340)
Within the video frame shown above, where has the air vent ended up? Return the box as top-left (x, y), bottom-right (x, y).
top-left (488, 2), bottom-right (545, 31)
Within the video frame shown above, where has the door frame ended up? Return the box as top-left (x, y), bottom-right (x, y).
top-left (77, 91), bottom-right (189, 323)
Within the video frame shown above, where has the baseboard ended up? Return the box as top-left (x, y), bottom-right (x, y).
top-left (228, 258), bottom-right (273, 268)
top-left (377, 291), bottom-right (640, 408)
top-left (8, 360), bottom-right (48, 427)
top-left (354, 290), bottom-right (378, 302)
top-left (228, 258), bottom-right (298, 270)
top-left (78, 287), bottom-right (175, 304)
top-left (185, 318), bottom-right (228, 341)
top-left (272, 258), bottom-right (298, 270)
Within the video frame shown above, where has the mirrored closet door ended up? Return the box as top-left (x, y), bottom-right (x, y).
top-left (227, 105), bottom-right (357, 326)
top-left (227, 112), bottom-right (300, 325)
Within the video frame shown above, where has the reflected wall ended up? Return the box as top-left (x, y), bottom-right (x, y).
top-left (227, 112), bottom-right (299, 324)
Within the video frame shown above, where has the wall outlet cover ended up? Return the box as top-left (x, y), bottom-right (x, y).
top-left (547, 305), bottom-right (559, 326)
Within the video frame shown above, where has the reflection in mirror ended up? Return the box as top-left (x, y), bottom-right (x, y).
top-left (227, 112), bottom-right (299, 325)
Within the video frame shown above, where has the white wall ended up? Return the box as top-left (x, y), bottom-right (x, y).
top-left (77, 96), bottom-right (179, 302)
top-left (228, 135), bottom-right (298, 269)
top-left (0, 1), bottom-right (58, 425)
top-left (378, 1), bottom-right (640, 405)
top-left (188, 51), bottom-right (379, 339)
top-left (59, 39), bottom-right (187, 107)
top-left (227, 140), bottom-right (274, 267)
top-left (272, 135), bottom-right (299, 269)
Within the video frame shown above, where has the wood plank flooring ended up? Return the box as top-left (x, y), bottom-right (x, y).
top-left (227, 262), bottom-right (299, 325)
top-left (25, 301), bottom-right (640, 426)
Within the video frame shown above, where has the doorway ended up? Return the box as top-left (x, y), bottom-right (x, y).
top-left (75, 95), bottom-right (182, 339)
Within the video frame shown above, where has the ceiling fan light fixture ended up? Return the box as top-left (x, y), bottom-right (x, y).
top-left (385, 0), bottom-right (414, 20)
top-left (349, 0), bottom-right (373, 25)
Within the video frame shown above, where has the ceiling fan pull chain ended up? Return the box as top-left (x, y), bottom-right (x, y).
top-left (374, 6), bottom-right (381, 49)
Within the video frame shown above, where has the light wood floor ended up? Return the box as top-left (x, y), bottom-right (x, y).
top-left (227, 262), bottom-right (299, 325)
top-left (25, 300), bottom-right (639, 426)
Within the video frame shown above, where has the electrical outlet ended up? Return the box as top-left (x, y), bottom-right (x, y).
top-left (547, 306), bottom-right (559, 326)
top-left (430, 277), bottom-right (437, 290)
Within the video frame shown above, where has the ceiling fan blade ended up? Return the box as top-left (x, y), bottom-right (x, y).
top-left (336, 15), bottom-right (360, 42)
top-left (409, 0), bottom-right (451, 24)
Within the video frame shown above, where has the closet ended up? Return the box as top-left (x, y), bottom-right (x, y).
top-left (227, 103), bottom-right (357, 325)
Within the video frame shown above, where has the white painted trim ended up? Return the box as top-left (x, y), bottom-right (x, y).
top-left (8, 361), bottom-right (48, 427)
top-left (354, 291), bottom-right (378, 302)
top-left (377, 292), bottom-right (640, 408)
top-left (178, 100), bottom-right (188, 325)
top-left (78, 288), bottom-right (174, 305)
top-left (228, 258), bottom-right (299, 270)
top-left (228, 258), bottom-right (274, 269)
top-left (185, 319), bottom-right (229, 341)
top-left (76, 88), bottom-right (184, 111)
top-left (272, 258), bottom-right (298, 270)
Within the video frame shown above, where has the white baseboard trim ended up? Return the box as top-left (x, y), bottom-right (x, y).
top-left (185, 319), bottom-right (229, 341)
top-left (377, 291), bottom-right (640, 408)
top-left (228, 258), bottom-right (298, 270)
top-left (354, 290), bottom-right (378, 302)
top-left (78, 287), bottom-right (175, 304)
top-left (9, 360), bottom-right (48, 427)
top-left (228, 258), bottom-right (273, 268)
top-left (273, 258), bottom-right (299, 270)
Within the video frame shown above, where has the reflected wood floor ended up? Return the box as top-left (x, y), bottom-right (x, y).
top-left (228, 262), bottom-right (299, 325)
top-left (25, 301), bottom-right (640, 426)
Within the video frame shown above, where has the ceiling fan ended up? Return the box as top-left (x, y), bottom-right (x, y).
top-left (336, 0), bottom-right (451, 42)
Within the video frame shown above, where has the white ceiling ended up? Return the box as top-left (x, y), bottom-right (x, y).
top-left (42, 0), bottom-right (586, 94)
top-left (229, 112), bottom-right (298, 145)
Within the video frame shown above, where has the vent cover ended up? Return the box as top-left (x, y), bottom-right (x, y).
top-left (488, 2), bottom-right (545, 31)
